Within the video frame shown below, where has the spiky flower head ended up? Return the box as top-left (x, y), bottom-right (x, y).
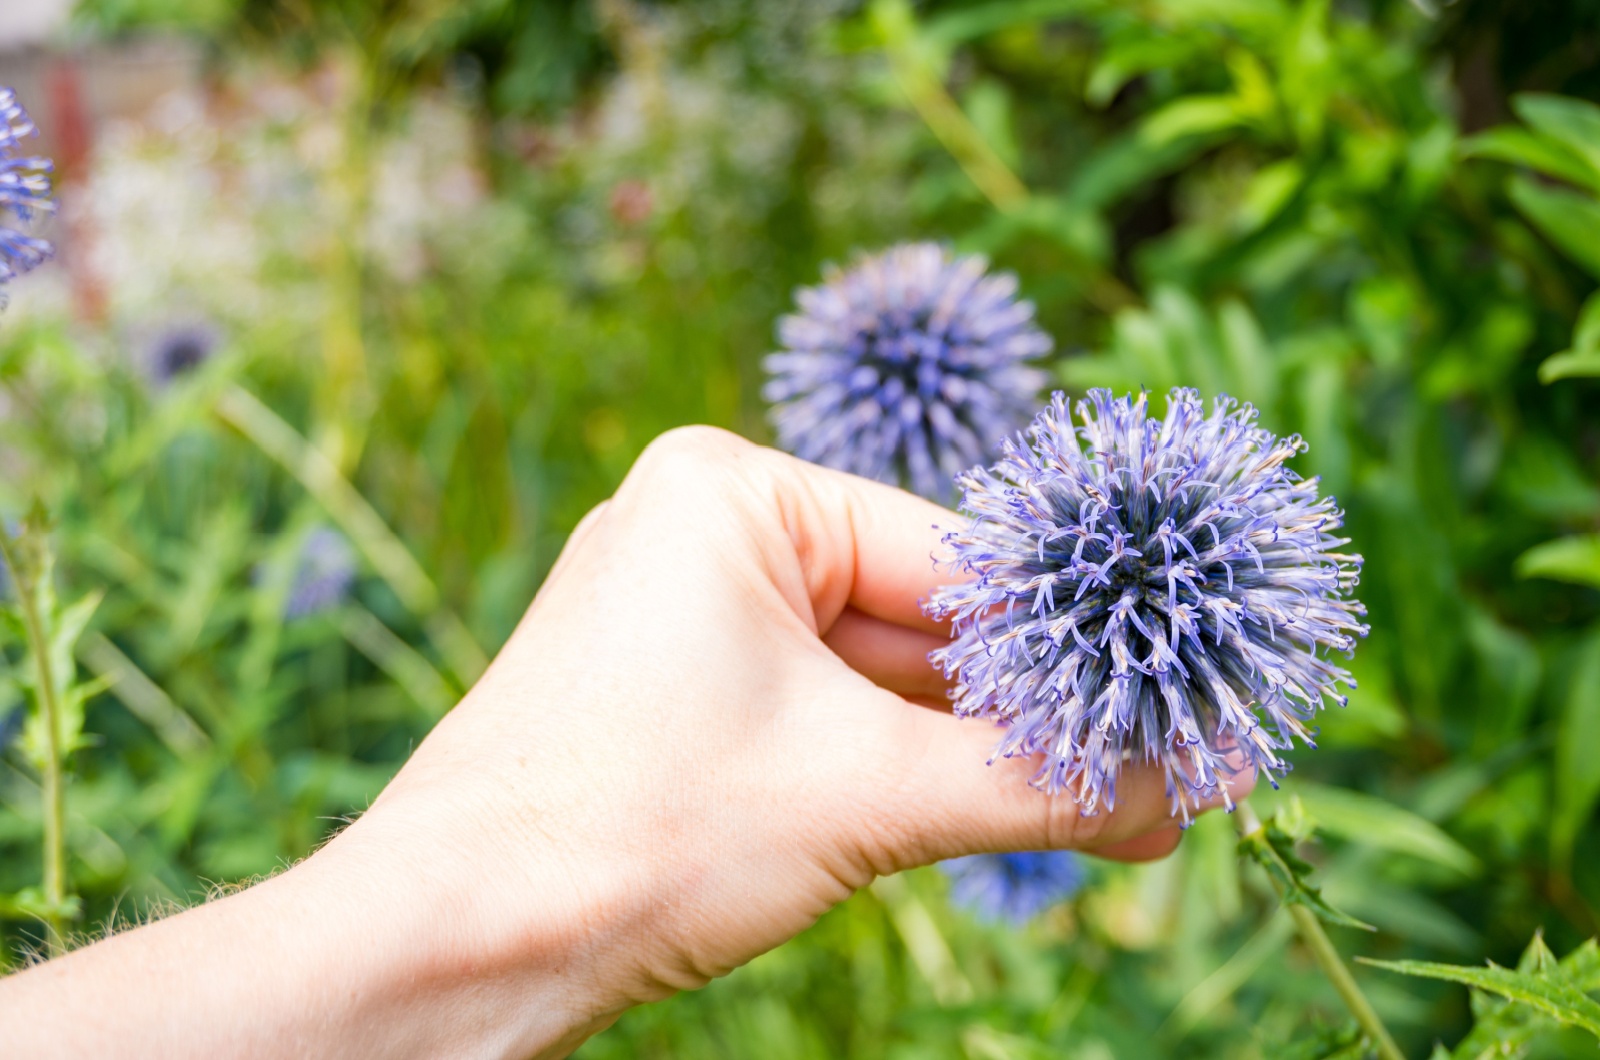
top-left (941, 850), bottom-right (1085, 924)
top-left (763, 242), bottom-right (1050, 503)
top-left (0, 88), bottom-right (54, 289)
top-left (925, 389), bottom-right (1366, 821)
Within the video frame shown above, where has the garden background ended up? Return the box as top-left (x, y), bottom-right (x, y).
top-left (2, 0), bottom-right (1600, 1056)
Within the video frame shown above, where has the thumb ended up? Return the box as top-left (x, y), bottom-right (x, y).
top-left (872, 705), bottom-right (1256, 867)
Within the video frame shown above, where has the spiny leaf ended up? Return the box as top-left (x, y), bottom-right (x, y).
top-left (1239, 811), bottom-right (1376, 933)
top-left (1361, 949), bottom-right (1600, 1037)
top-left (1561, 939), bottom-right (1600, 991)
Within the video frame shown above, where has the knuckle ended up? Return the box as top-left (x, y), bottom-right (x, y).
top-left (636, 425), bottom-right (749, 475)
top-left (626, 426), bottom-right (774, 528)
top-left (1045, 793), bottom-right (1105, 849)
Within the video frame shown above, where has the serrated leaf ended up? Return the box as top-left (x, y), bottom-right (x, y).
top-left (1515, 534), bottom-right (1600, 590)
top-left (1362, 954), bottom-right (1600, 1037)
top-left (1449, 995), bottom-right (1548, 1060)
top-left (1375, 932), bottom-right (1600, 1055)
top-left (1561, 940), bottom-right (1600, 991)
top-left (1509, 176), bottom-right (1600, 279)
top-left (1239, 815), bottom-right (1376, 932)
top-left (1519, 930), bottom-right (1559, 975)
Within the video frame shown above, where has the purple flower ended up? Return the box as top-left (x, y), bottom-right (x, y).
top-left (925, 389), bottom-right (1367, 821)
top-left (143, 319), bottom-right (222, 384)
top-left (941, 850), bottom-right (1086, 924)
top-left (763, 242), bottom-right (1050, 503)
top-left (0, 87), bottom-right (54, 288)
top-left (286, 528), bottom-right (357, 619)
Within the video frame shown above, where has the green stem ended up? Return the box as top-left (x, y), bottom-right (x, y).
top-left (1236, 801), bottom-right (1404, 1060)
top-left (0, 530), bottom-right (69, 956)
top-left (215, 385), bottom-right (487, 686)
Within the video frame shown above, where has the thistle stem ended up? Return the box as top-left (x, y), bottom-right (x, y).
top-left (1235, 801), bottom-right (1404, 1060)
top-left (0, 529), bottom-right (69, 956)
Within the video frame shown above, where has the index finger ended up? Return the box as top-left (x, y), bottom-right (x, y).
top-left (764, 448), bottom-right (967, 636)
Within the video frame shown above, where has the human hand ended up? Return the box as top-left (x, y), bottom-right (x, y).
top-left (0, 427), bottom-right (1251, 1060)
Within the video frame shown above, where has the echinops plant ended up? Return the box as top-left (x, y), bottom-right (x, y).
top-left (926, 388), bottom-right (1367, 820)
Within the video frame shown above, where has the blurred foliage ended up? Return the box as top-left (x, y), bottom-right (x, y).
top-left (3, 0), bottom-right (1600, 1055)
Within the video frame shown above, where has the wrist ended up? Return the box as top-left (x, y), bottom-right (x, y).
top-left (306, 795), bottom-right (627, 1060)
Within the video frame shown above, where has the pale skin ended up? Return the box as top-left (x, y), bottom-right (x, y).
top-left (0, 427), bottom-right (1252, 1059)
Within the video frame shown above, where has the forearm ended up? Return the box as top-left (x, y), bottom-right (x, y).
top-left (0, 434), bottom-right (1211, 1058)
top-left (0, 817), bottom-right (608, 1060)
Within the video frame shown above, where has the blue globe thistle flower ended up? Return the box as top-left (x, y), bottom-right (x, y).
top-left (0, 87), bottom-right (54, 288)
top-left (286, 528), bottom-right (357, 619)
top-left (925, 389), bottom-right (1367, 821)
top-left (941, 850), bottom-right (1086, 924)
top-left (763, 242), bottom-right (1050, 503)
top-left (143, 318), bottom-right (222, 385)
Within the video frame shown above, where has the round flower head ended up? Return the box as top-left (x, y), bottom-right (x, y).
top-left (941, 850), bottom-right (1085, 924)
top-left (763, 242), bottom-right (1050, 503)
top-left (925, 389), bottom-right (1367, 821)
top-left (0, 87), bottom-right (53, 288)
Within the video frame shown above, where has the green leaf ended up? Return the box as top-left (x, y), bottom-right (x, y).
top-left (1239, 806), bottom-right (1376, 932)
top-left (922, 0), bottom-right (1104, 46)
top-left (1257, 782), bottom-right (1480, 875)
top-left (1539, 348), bottom-right (1600, 382)
top-left (1085, 35), bottom-right (1198, 107)
top-left (0, 886), bottom-right (83, 924)
top-left (1516, 931), bottom-right (1558, 976)
top-left (1362, 950), bottom-right (1600, 1037)
top-left (1516, 534), bottom-right (1600, 590)
top-left (1449, 992), bottom-right (1550, 1059)
top-left (1513, 94), bottom-right (1600, 183)
top-left (1460, 125), bottom-right (1600, 191)
top-left (1065, 126), bottom-right (1218, 213)
top-left (1508, 176), bottom-right (1600, 279)
top-left (1553, 629), bottom-right (1600, 868)
top-left (1562, 939), bottom-right (1600, 991)
top-left (1538, 290), bottom-right (1600, 382)
top-left (1140, 96), bottom-right (1249, 147)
